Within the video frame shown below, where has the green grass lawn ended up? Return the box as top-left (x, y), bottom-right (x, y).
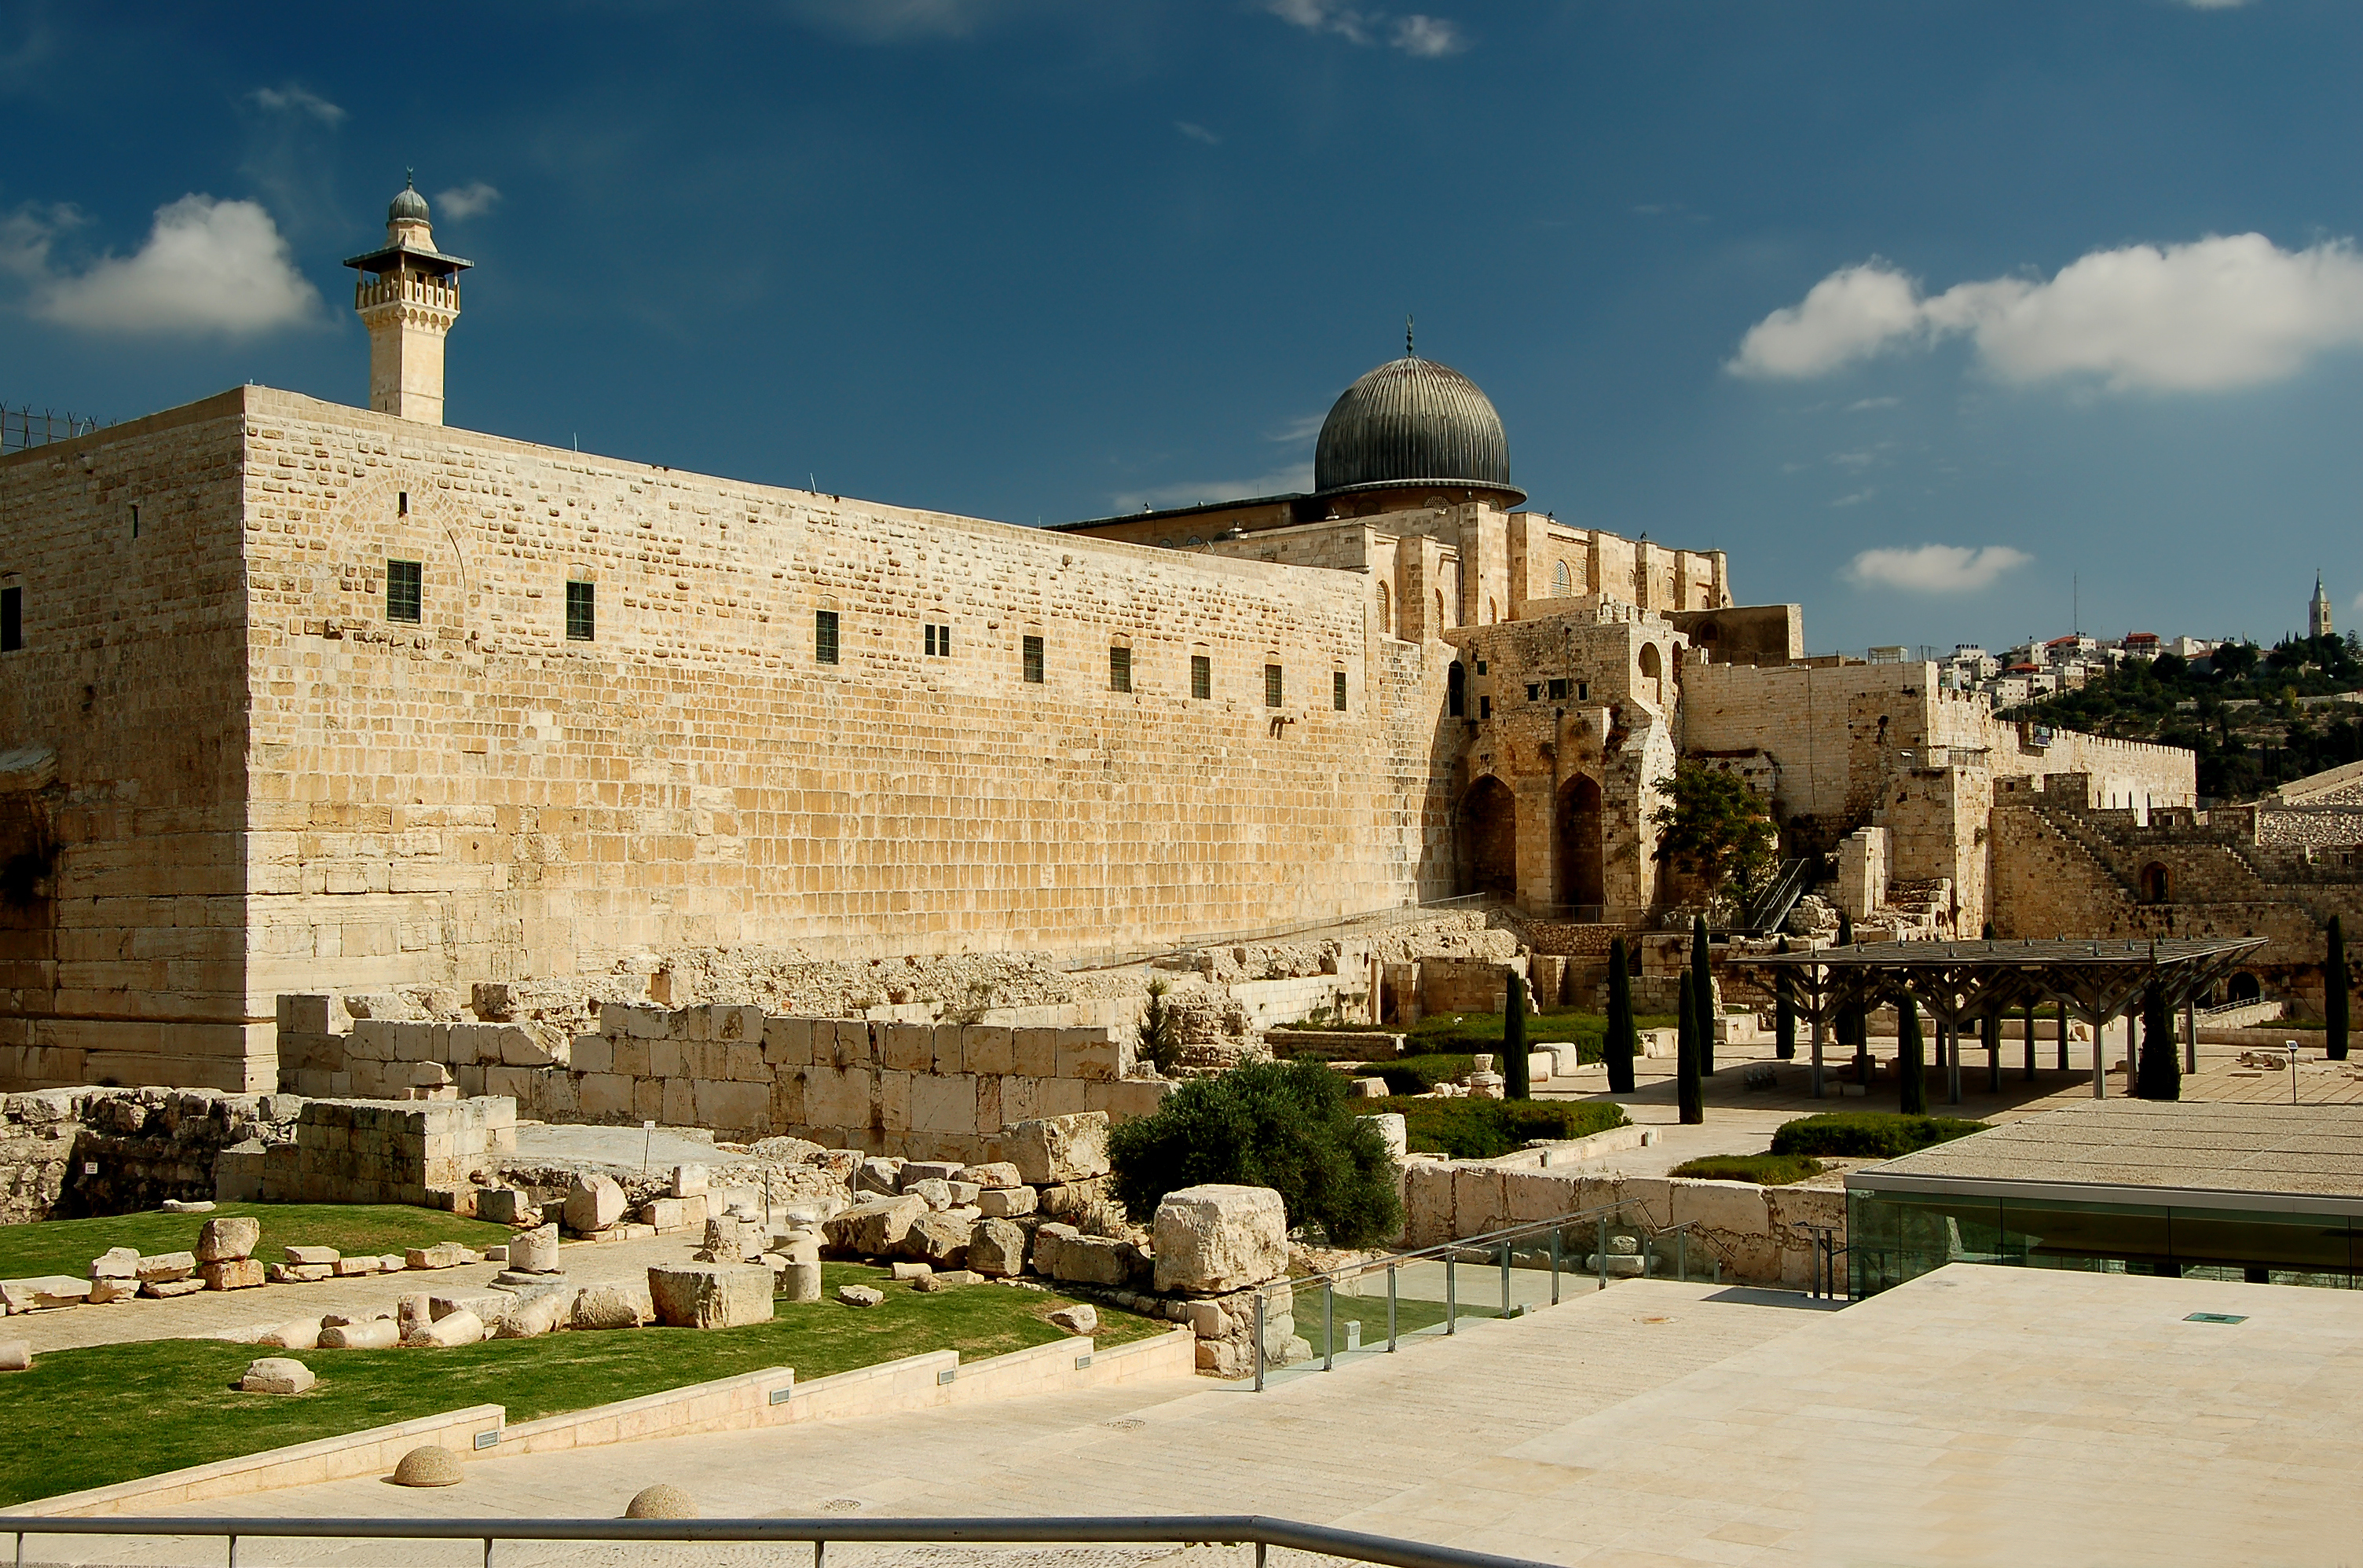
top-left (0, 1203), bottom-right (512, 1282)
top-left (0, 1262), bottom-right (1165, 1505)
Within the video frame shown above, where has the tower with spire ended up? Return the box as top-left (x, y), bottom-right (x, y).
top-left (343, 174), bottom-right (471, 425)
top-left (2311, 572), bottom-right (2334, 639)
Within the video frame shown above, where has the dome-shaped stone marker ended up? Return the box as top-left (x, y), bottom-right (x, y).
top-left (390, 1445), bottom-right (464, 1487)
top-left (625, 1484), bottom-right (698, 1519)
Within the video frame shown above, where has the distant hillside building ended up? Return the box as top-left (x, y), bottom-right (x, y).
top-left (2310, 573), bottom-right (2335, 639)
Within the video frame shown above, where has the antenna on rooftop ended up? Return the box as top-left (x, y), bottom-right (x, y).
top-left (1405, 314), bottom-right (1415, 357)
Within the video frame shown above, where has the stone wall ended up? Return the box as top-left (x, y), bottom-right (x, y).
top-left (280, 999), bottom-right (1171, 1163)
top-left (244, 1097), bottom-right (517, 1211)
top-left (2, 1086), bottom-right (302, 1224)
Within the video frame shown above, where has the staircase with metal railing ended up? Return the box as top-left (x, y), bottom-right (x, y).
top-left (1740, 858), bottom-right (1812, 934)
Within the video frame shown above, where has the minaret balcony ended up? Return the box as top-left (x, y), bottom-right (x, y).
top-left (354, 274), bottom-right (461, 312)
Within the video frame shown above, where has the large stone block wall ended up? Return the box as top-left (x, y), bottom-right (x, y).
top-left (0, 400), bottom-right (265, 1091)
top-left (251, 1096), bottom-right (516, 1209)
top-left (2, 1085), bottom-right (300, 1223)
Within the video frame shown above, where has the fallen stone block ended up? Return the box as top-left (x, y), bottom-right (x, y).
top-left (494, 1291), bottom-right (570, 1339)
top-left (196, 1216), bottom-right (262, 1263)
top-left (332, 1255), bottom-right (383, 1277)
top-left (141, 1277), bottom-right (205, 1299)
top-left (320, 1319), bottom-right (400, 1350)
top-left (0, 1340), bottom-right (29, 1372)
top-left (1031, 1225), bottom-right (1141, 1288)
top-left (240, 1356), bottom-right (316, 1394)
top-left (1002, 1112), bottom-right (1111, 1185)
top-left (890, 1262), bottom-right (933, 1281)
top-left (570, 1284), bottom-right (650, 1329)
top-left (648, 1263), bottom-right (775, 1329)
top-left (135, 1251), bottom-right (196, 1284)
top-left (969, 1217), bottom-right (1027, 1277)
top-left (899, 1211), bottom-right (975, 1268)
top-left (856, 1157), bottom-right (904, 1196)
top-left (900, 1160), bottom-right (965, 1188)
top-left (642, 1197), bottom-right (687, 1231)
top-left (958, 1162), bottom-right (1024, 1190)
top-left (284, 1245), bottom-right (339, 1267)
top-left (200, 1260), bottom-right (266, 1291)
top-left (903, 1178), bottom-right (955, 1211)
top-left (87, 1278), bottom-right (140, 1304)
top-left (563, 1174), bottom-right (628, 1234)
top-left (671, 1163), bottom-right (709, 1198)
top-left (258, 1317), bottom-right (323, 1350)
top-left (477, 1187), bottom-right (534, 1225)
top-left (824, 1195), bottom-right (929, 1258)
top-left (378, 1253), bottom-right (410, 1273)
top-left (405, 1244), bottom-right (469, 1271)
top-left (266, 1263), bottom-right (333, 1284)
top-left (835, 1284), bottom-right (884, 1307)
top-left (160, 1199), bottom-right (216, 1214)
top-left (1047, 1303), bottom-right (1097, 1335)
top-left (1152, 1185), bottom-right (1289, 1295)
top-left (405, 1308), bottom-right (485, 1347)
top-left (930, 1269), bottom-right (982, 1287)
top-left (976, 1186), bottom-right (1038, 1219)
top-left (89, 1247), bottom-right (141, 1280)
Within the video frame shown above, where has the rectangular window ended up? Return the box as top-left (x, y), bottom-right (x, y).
top-left (1480, 694), bottom-right (1492, 720)
top-left (815, 610), bottom-right (840, 665)
top-left (397, 491), bottom-right (410, 517)
top-left (1190, 654), bottom-right (1211, 701)
top-left (130, 504), bottom-right (141, 539)
top-left (1577, 681), bottom-right (1590, 702)
top-left (1023, 635), bottom-right (1044, 684)
top-left (1264, 664), bottom-right (1284, 708)
top-left (925, 625), bottom-right (938, 657)
top-left (1548, 678), bottom-right (1571, 701)
top-left (1333, 671), bottom-right (1347, 711)
top-left (0, 585), bottom-right (20, 652)
top-left (1526, 683), bottom-right (1541, 702)
top-left (386, 559), bottom-right (423, 623)
top-left (566, 580), bottom-right (595, 642)
top-left (1109, 646), bottom-right (1132, 693)
top-left (925, 623), bottom-right (951, 657)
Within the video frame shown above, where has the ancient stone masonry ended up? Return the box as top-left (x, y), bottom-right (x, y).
top-left (2, 1085), bottom-right (300, 1224)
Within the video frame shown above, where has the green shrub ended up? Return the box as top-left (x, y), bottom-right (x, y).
top-left (1367, 1053), bottom-right (1476, 1094)
top-left (1768, 1112), bottom-right (1985, 1159)
top-left (1669, 1152), bottom-right (1825, 1185)
top-left (1373, 1097), bottom-right (1628, 1160)
top-left (1107, 1059), bottom-right (1402, 1247)
top-left (1269, 1037), bottom-right (1400, 1064)
top-left (1405, 1008), bottom-right (1676, 1057)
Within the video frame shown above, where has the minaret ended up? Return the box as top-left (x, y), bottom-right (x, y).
top-left (2310, 572), bottom-right (2334, 639)
top-left (343, 174), bottom-right (471, 424)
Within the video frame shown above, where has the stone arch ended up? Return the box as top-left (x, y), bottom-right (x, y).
top-left (1638, 642), bottom-right (1664, 705)
top-left (1552, 560), bottom-right (1571, 597)
top-left (2139, 862), bottom-right (2171, 903)
top-left (1458, 776), bottom-right (1518, 899)
top-left (1557, 774), bottom-right (1606, 912)
top-left (1486, 595), bottom-right (1498, 625)
top-left (1377, 582), bottom-right (1392, 636)
top-left (2228, 972), bottom-right (2262, 1004)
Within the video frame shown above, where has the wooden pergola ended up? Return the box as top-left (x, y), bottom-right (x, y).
top-left (1730, 936), bottom-right (2268, 1105)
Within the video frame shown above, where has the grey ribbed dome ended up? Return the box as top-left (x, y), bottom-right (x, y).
top-left (1313, 355), bottom-right (1511, 494)
top-left (389, 178), bottom-right (430, 223)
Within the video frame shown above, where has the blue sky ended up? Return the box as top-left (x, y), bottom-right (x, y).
top-left (3, 0), bottom-right (2360, 654)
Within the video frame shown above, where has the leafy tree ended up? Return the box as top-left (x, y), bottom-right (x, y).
top-left (2328, 915), bottom-right (2350, 1063)
top-left (1676, 970), bottom-right (1704, 1124)
top-left (1107, 1059), bottom-right (1402, 1247)
top-left (1138, 979), bottom-right (1183, 1077)
top-left (1691, 913), bottom-right (1716, 1076)
top-left (1503, 971), bottom-right (1530, 1099)
top-left (2136, 983), bottom-right (2180, 1101)
top-left (1604, 936), bottom-right (1637, 1094)
top-left (1897, 992), bottom-right (1926, 1116)
top-left (1650, 761), bottom-right (1775, 905)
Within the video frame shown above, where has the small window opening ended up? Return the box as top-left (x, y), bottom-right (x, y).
top-left (387, 559), bottom-right (423, 623)
top-left (1548, 678), bottom-right (1571, 701)
top-left (925, 623), bottom-right (951, 658)
top-left (566, 580), bottom-right (595, 642)
top-left (1479, 694), bottom-right (1492, 720)
top-left (1264, 664), bottom-right (1284, 708)
top-left (1190, 654), bottom-right (1211, 701)
top-left (1526, 683), bottom-right (1542, 702)
top-left (1475, 660), bottom-right (1488, 675)
top-left (1, 585), bottom-right (20, 652)
top-left (1448, 661), bottom-right (1466, 718)
top-left (130, 504), bottom-right (141, 539)
top-left (1333, 671), bottom-right (1347, 711)
top-left (1023, 635), bottom-right (1045, 684)
top-left (815, 610), bottom-right (840, 665)
top-left (1109, 646), bottom-right (1132, 693)
top-left (1577, 681), bottom-right (1589, 702)
top-left (397, 491), bottom-right (410, 517)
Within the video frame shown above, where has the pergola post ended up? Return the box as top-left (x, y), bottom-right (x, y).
top-left (2127, 1013), bottom-right (2141, 1095)
top-left (2022, 1001), bottom-right (2036, 1082)
top-left (2183, 995), bottom-right (2197, 1076)
top-left (1946, 1017), bottom-right (1962, 1105)
top-left (2057, 1002), bottom-right (2068, 1073)
top-left (2092, 1011), bottom-right (2106, 1100)
top-left (1810, 1009), bottom-right (1826, 1099)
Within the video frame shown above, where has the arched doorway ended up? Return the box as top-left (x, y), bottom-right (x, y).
top-left (1639, 643), bottom-right (1664, 705)
top-left (2139, 863), bottom-right (2171, 903)
top-left (1459, 777), bottom-right (1518, 899)
top-left (1558, 775), bottom-right (1606, 913)
top-left (2228, 972), bottom-right (2262, 1004)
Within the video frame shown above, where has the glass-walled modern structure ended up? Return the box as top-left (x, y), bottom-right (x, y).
top-left (1845, 1101), bottom-right (2363, 1296)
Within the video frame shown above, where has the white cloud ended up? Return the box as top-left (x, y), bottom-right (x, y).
top-left (1262, 0), bottom-right (1465, 56)
top-left (1731, 235), bottom-right (2363, 392)
top-left (21, 195), bottom-right (319, 336)
top-left (2175, 0), bottom-right (2253, 8)
top-left (1174, 121), bottom-right (1220, 145)
top-left (1845, 544), bottom-right (2031, 594)
top-left (247, 85), bottom-right (345, 124)
top-left (1845, 395), bottom-right (1900, 411)
top-left (434, 181), bottom-right (501, 220)
top-left (1267, 412), bottom-right (1325, 443)
top-left (1111, 462), bottom-right (1314, 514)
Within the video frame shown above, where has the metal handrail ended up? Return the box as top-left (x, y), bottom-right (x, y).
top-left (5, 1515), bottom-right (1553, 1568)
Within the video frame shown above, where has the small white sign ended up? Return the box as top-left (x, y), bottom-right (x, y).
top-left (82, 1161), bottom-right (97, 1176)
top-left (643, 1119), bottom-right (656, 1130)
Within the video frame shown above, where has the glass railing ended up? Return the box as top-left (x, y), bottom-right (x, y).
top-left (1245, 1207), bottom-right (1722, 1389)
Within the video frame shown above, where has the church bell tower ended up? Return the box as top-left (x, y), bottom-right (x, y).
top-left (343, 174), bottom-right (471, 424)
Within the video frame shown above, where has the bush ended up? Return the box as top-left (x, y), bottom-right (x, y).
top-left (1366, 1053), bottom-right (1476, 1094)
top-left (1269, 1037), bottom-right (1401, 1064)
top-left (1669, 1153), bottom-right (1825, 1185)
top-left (1405, 1008), bottom-right (1676, 1057)
top-left (1374, 1097), bottom-right (1628, 1160)
top-left (1768, 1112), bottom-right (1985, 1160)
top-left (1107, 1059), bottom-right (1402, 1247)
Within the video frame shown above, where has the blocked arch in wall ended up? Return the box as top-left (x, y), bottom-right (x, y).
top-left (2138, 862), bottom-right (2171, 903)
top-left (1457, 775), bottom-right (1517, 899)
top-left (1557, 773), bottom-right (1606, 912)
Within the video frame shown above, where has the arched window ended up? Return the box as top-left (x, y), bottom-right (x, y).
top-left (1447, 661), bottom-right (1466, 718)
top-left (1552, 560), bottom-right (1571, 597)
top-left (2140, 863), bottom-right (2171, 903)
top-left (1377, 582), bottom-right (1392, 636)
top-left (1436, 590), bottom-right (1448, 630)
top-left (1486, 595), bottom-right (1498, 625)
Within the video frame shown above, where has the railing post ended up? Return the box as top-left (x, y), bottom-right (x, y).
top-left (1387, 1262), bottom-right (1398, 1351)
top-left (1253, 1290), bottom-right (1267, 1391)
top-left (1677, 1230), bottom-right (1687, 1284)
top-left (1498, 1240), bottom-right (1511, 1317)
top-left (816, 1537), bottom-right (826, 1568)
top-left (229, 1535), bottom-right (236, 1568)
top-left (1596, 1218), bottom-right (1607, 1291)
top-left (1445, 1256), bottom-right (1457, 1333)
top-left (1549, 1227), bottom-right (1561, 1306)
top-left (485, 1537), bottom-right (493, 1568)
top-left (1322, 1280), bottom-right (1335, 1372)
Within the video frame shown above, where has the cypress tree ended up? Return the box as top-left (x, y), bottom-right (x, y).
top-left (1504, 971), bottom-right (1530, 1099)
top-left (1692, 913), bottom-right (1715, 1076)
top-left (1605, 936), bottom-right (1637, 1094)
top-left (2136, 982), bottom-right (2180, 1100)
top-left (1897, 991), bottom-right (1926, 1116)
top-left (1774, 937), bottom-right (1797, 1061)
top-left (2328, 915), bottom-right (2350, 1063)
top-left (1676, 969), bottom-right (1704, 1124)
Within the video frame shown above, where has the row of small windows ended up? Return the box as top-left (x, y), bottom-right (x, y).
top-left (385, 558), bottom-right (594, 641)
top-left (825, 611), bottom-right (1339, 709)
